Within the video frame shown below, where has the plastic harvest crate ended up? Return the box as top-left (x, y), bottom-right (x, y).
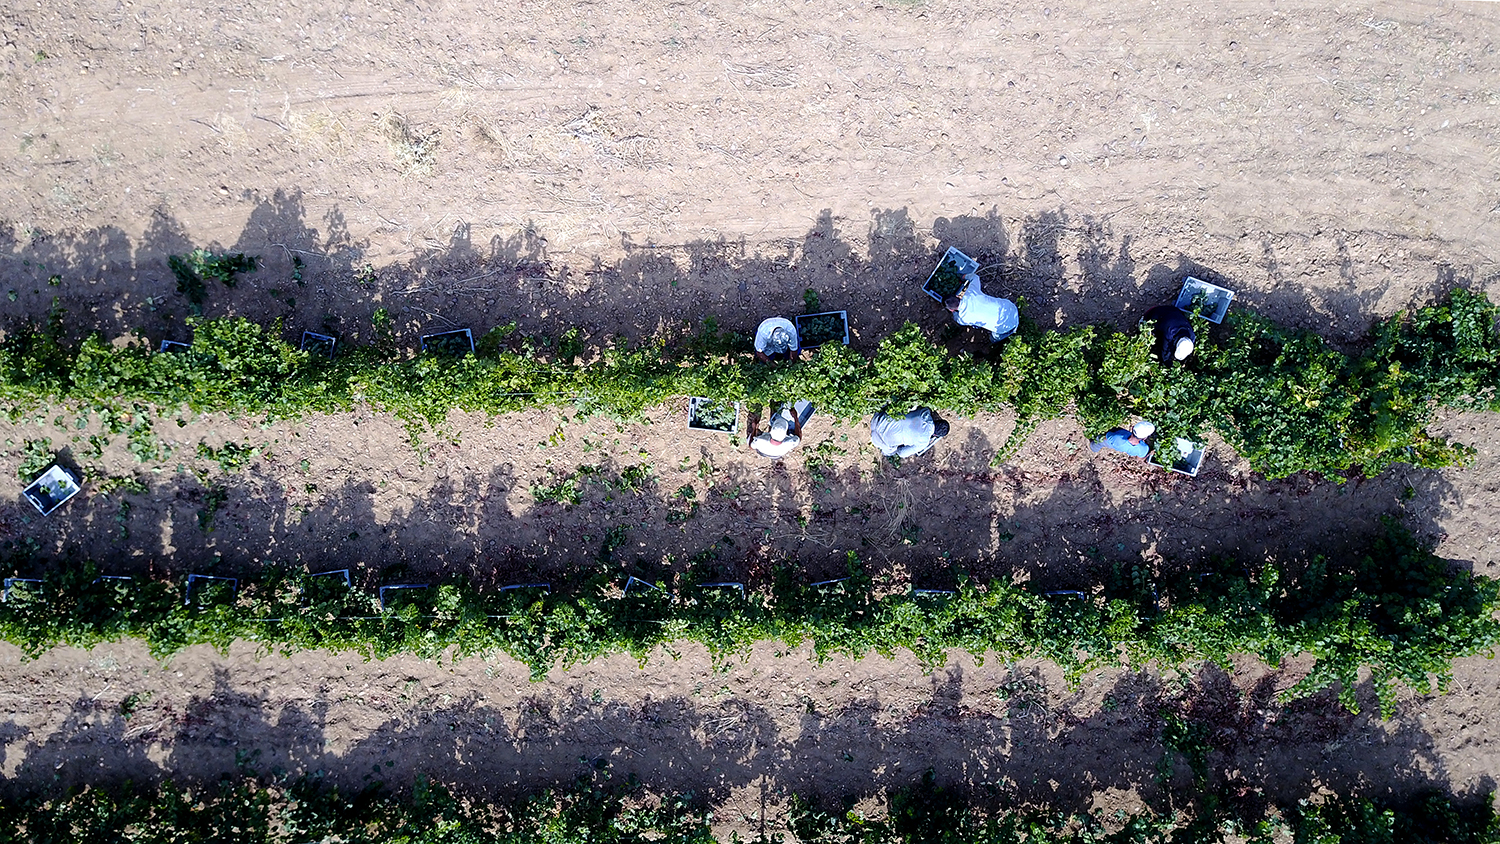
top-left (795, 310), bottom-right (850, 348)
top-left (1175, 277), bottom-right (1234, 324)
top-left (420, 328), bottom-right (475, 355)
top-left (1149, 438), bottom-right (1206, 477)
top-left (22, 465), bottom-right (82, 516)
top-left (687, 397), bottom-right (740, 434)
top-left (923, 247), bottom-right (979, 302)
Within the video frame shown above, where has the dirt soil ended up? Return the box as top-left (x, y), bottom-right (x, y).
top-left (2, 0), bottom-right (1500, 829)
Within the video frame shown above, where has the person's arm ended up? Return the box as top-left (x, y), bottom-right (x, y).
top-left (895, 442), bottom-right (922, 458)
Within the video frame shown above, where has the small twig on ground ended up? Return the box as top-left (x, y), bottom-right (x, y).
top-left (707, 713), bottom-right (743, 736)
top-left (590, 722), bottom-right (639, 756)
top-left (122, 719), bottom-right (167, 741)
top-left (877, 478), bottom-right (915, 544)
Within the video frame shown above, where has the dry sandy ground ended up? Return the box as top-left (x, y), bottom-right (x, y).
top-left (2, 0), bottom-right (1500, 825)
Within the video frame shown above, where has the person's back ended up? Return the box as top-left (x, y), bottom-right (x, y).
top-left (751, 433), bottom-right (799, 458)
top-left (948, 276), bottom-right (1019, 341)
top-left (750, 409), bottom-right (802, 459)
top-left (754, 318), bottom-right (800, 362)
top-left (1143, 305), bottom-right (1195, 363)
top-left (870, 408), bottom-right (947, 458)
top-left (1090, 428), bottom-right (1150, 458)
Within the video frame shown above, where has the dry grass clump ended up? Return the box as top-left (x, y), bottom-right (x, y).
top-left (377, 112), bottom-right (440, 175)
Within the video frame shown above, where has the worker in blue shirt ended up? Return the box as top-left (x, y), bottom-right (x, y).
top-left (1090, 421), bottom-right (1155, 458)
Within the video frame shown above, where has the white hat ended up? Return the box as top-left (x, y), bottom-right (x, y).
top-left (1174, 338), bottom-right (1195, 360)
top-left (770, 417), bottom-right (790, 441)
top-left (1132, 421), bottom-right (1156, 439)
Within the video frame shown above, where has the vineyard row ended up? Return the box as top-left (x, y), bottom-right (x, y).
top-left (1, 275), bottom-right (1497, 478)
top-left (2, 768), bottom-right (1495, 844)
top-left (2, 521), bottom-right (1496, 717)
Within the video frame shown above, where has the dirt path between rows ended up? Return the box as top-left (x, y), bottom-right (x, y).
top-left (2, 407), bottom-right (1495, 591)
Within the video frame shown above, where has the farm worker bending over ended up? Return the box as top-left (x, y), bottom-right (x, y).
top-left (1142, 304), bottom-right (1196, 363)
top-left (945, 273), bottom-right (1019, 342)
top-left (754, 317), bottom-right (801, 362)
top-left (750, 406), bottom-right (802, 459)
top-left (870, 407), bottom-right (950, 459)
top-left (1090, 421), bottom-right (1155, 458)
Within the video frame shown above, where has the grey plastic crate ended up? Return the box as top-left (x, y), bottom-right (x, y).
top-left (795, 310), bottom-right (849, 349)
top-left (185, 574), bottom-right (238, 606)
top-left (301, 569), bottom-right (352, 606)
top-left (1175, 277), bottom-right (1234, 324)
top-left (624, 575), bottom-right (664, 594)
top-left (420, 328), bottom-right (474, 356)
top-left (22, 465), bottom-right (81, 516)
top-left (379, 584), bottom-right (430, 611)
top-left (3, 578), bottom-right (42, 602)
top-left (687, 397), bottom-right (740, 434)
top-left (1149, 437), bottom-right (1206, 477)
top-left (923, 247), bottom-right (979, 302)
top-left (499, 583), bottom-right (551, 593)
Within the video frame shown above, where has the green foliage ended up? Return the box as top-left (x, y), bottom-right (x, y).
top-left (1273, 518), bottom-right (1500, 716)
top-left (530, 472), bottom-right (581, 506)
top-left (616, 463), bottom-right (654, 492)
top-left (1285, 790), bottom-right (1500, 844)
top-left (169, 249), bottom-right (258, 311)
top-left (196, 440), bottom-right (266, 474)
top-left (0, 772), bottom-right (1493, 844)
top-left (804, 287), bottom-right (822, 314)
top-left (1, 288), bottom-right (1496, 478)
top-left (197, 485), bottom-right (228, 532)
top-left (371, 307), bottom-right (395, 354)
top-left (0, 773), bottom-right (717, 844)
top-left (15, 438), bottom-right (53, 481)
top-left (94, 474), bottom-right (148, 496)
top-left (125, 409), bottom-right (161, 462)
top-left (781, 775), bottom-right (1500, 844)
top-left (0, 523), bottom-right (1492, 714)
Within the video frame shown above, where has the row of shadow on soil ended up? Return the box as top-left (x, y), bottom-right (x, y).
top-left (0, 661), bottom-right (1491, 822)
top-left (0, 190), bottom-right (1480, 369)
top-left (8, 425), bottom-right (1469, 590)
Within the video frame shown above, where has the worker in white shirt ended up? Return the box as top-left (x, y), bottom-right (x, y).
top-left (869, 407), bottom-right (949, 459)
top-left (945, 272), bottom-right (1019, 342)
top-left (753, 318), bottom-right (802, 362)
top-left (750, 405), bottom-right (802, 459)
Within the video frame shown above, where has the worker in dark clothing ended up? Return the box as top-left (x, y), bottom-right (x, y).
top-left (1142, 305), bottom-right (1196, 363)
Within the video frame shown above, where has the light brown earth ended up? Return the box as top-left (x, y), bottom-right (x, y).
top-left (2, 0), bottom-right (1499, 829)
